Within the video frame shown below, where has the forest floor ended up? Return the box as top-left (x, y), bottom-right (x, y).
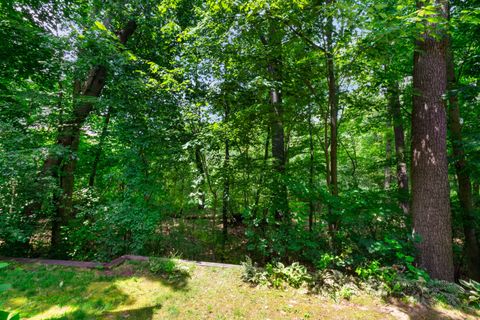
top-left (1, 260), bottom-right (479, 320)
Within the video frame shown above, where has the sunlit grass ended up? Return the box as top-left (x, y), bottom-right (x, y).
top-left (1, 261), bottom-right (478, 319)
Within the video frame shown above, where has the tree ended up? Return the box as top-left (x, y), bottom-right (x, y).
top-left (47, 20), bottom-right (137, 254)
top-left (411, 0), bottom-right (454, 281)
top-left (446, 3), bottom-right (480, 281)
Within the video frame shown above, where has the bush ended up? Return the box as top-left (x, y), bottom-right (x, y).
top-left (241, 257), bottom-right (311, 289)
top-left (460, 279), bottom-right (480, 308)
top-left (148, 257), bottom-right (191, 281)
top-left (242, 258), bottom-right (479, 309)
top-left (309, 269), bottom-right (359, 300)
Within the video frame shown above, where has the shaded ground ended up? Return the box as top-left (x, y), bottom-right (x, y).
top-left (152, 217), bottom-right (248, 263)
top-left (0, 261), bottom-right (478, 320)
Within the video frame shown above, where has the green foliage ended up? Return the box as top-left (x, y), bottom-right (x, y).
top-left (310, 269), bottom-right (360, 300)
top-left (460, 279), bottom-right (480, 308)
top-left (148, 257), bottom-right (191, 281)
top-left (0, 0), bottom-right (479, 300)
top-left (0, 263), bottom-right (20, 320)
top-left (242, 257), bottom-right (478, 310)
top-left (241, 257), bottom-right (311, 289)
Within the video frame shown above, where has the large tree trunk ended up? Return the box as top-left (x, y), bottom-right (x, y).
top-left (261, 17), bottom-right (288, 221)
top-left (411, 0), bottom-right (454, 281)
top-left (446, 38), bottom-right (480, 281)
top-left (49, 20), bottom-right (137, 254)
top-left (387, 82), bottom-right (409, 214)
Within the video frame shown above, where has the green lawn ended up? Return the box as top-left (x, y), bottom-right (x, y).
top-left (0, 261), bottom-right (478, 320)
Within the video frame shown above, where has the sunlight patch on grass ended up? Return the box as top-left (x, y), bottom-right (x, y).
top-left (111, 277), bottom-right (170, 312)
top-left (29, 306), bottom-right (77, 320)
top-left (1, 261), bottom-right (478, 319)
top-left (6, 297), bottom-right (28, 308)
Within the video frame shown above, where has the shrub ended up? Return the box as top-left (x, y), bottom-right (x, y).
top-left (241, 257), bottom-right (311, 289)
top-left (242, 257), bottom-right (480, 310)
top-left (309, 269), bottom-right (360, 300)
top-left (148, 257), bottom-right (191, 281)
top-left (460, 279), bottom-right (480, 308)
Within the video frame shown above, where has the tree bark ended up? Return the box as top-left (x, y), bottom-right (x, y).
top-left (49, 20), bottom-right (137, 254)
top-left (387, 82), bottom-right (409, 214)
top-left (411, 0), bottom-right (454, 281)
top-left (446, 37), bottom-right (480, 281)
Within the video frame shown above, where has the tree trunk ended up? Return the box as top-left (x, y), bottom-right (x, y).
top-left (326, 5), bottom-right (338, 199)
top-left (384, 126), bottom-right (392, 190)
top-left (222, 104), bottom-right (230, 242)
top-left (411, 0), bottom-right (454, 281)
top-left (262, 17), bottom-right (288, 221)
top-left (387, 82), bottom-right (409, 214)
top-left (89, 107), bottom-right (111, 187)
top-left (446, 37), bottom-right (480, 281)
top-left (49, 20), bottom-right (137, 254)
top-left (325, 0), bottom-right (339, 240)
top-left (309, 110), bottom-right (315, 232)
top-left (194, 145), bottom-right (206, 209)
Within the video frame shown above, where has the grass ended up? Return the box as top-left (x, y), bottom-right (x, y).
top-left (0, 260), bottom-right (479, 320)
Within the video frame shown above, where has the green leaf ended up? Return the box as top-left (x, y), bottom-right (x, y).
top-left (94, 21), bottom-right (108, 31)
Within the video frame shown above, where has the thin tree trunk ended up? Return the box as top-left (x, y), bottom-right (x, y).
top-left (411, 0), bottom-right (454, 281)
top-left (384, 127), bottom-right (392, 190)
top-left (324, 111), bottom-right (331, 189)
top-left (387, 81), bottom-right (409, 214)
top-left (446, 36), bottom-right (480, 281)
top-left (89, 107), bottom-right (111, 187)
top-left (326, 8), bottom-right (338, 199)
top-left (309, 110), bottom-right (315, 232)
top-left (222, 104), bottom-right (230, 242)
top-left (261, 16), bottom-right (288, 221)
top-left (194, 146), bottom-right (206, 209)
top-left (325, 0), bottom-right (339, 239)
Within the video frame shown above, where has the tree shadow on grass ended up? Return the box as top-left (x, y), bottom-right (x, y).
top-left (48, 305), bottom-right (160, 320)
top-left (0, 263), bottom-right (181, 320)
top-left (104, 260), bottom-right (191, 292)
top-left (384, 297), bottom-right (480, 320)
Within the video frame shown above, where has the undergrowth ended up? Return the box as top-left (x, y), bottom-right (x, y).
top-left (148, 257), bottom-right (192, 281)
top-left (241, 257), bottom-right (480, 309)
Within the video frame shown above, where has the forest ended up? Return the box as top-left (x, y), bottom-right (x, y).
top-left (1, 0), bottom-right (480, 318)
